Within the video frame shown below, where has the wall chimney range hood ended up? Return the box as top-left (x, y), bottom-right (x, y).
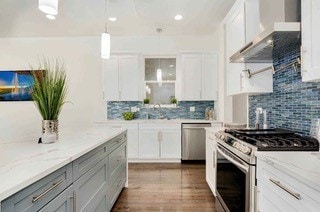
top-left (230, 0), bottom-right (301, 63)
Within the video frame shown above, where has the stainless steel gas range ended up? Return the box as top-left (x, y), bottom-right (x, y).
top-left (214, 128), bottom-right (319, 212)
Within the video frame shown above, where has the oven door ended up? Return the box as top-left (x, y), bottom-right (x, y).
top-left (216, 144), bottom-right (251, 212)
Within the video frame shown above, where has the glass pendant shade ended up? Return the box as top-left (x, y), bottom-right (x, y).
top-left (39, 0), bottom-right (58, 15)
top-left (101, 32), bottom-right (111, 59)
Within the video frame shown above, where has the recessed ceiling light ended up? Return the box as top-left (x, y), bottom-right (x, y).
top-left (46, 14), bottom-right (56, 20)
top-left (108, 17), bottom-right (117, 22)
top-left (174, 14), bottom-right (183, 20)
top-left (170, 64), bottom-right (174, 67)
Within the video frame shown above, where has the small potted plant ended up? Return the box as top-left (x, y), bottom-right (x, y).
top-left (31, 59), bottom-right (68, 143)
top-left (170, 97), bottom-right (177, 107)
top-left (143, 98), bottom-right (150, 108)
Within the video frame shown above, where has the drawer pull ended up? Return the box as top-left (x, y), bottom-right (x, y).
top-left (269, 178), bottom-right (301, 200)
top-left (32, 179), bottom-right (64, 203)
top-left (209, 137), bottom-right (214, 140)
top-left (69, 191), bottom-right (76, 212)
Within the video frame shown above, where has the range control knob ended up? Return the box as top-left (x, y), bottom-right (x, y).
top-left (240, 146), bottom-right (252, 155)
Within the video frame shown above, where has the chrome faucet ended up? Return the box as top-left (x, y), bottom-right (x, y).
top-left (153, 103), bottom-right (164, 119)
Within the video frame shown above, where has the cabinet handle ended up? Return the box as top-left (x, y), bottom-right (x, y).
top-left (208, 136), bottom-right (214, 140)
top-left (199, 90), bottom-right (202, 99)
top-left (269, 178), bottom-right (301, 200)
top-left (69, 191), bottom-right (76, 212)
top-left (32, 179), bottom-right (64, 203)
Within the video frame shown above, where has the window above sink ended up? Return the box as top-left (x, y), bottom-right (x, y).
top-left (144, 56), bottom-right (177, 105)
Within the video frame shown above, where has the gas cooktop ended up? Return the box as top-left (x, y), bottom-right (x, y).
top-left (225, 128), bottom-right (319, 151)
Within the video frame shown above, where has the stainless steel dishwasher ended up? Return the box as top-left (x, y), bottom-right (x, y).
top-left (182, 123), bottom-right (211, 160)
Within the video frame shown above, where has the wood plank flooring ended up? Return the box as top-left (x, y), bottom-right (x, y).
top-left (111, 163), bottom-right (223, 212)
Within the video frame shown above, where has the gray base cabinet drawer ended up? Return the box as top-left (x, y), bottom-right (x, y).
top-left (1, 164), bottom-right (72, 212)
top-left (72, 143), bottom-right (108, 181)
top-left (108, 166), bottom-right (126, 209)
top-left (73, 156), bottom-right (109, 212)
top-left (107, 133), bottom-right (126, 154)
top-left (109, 143), bottom-right (127, 183)
top-left (38, 185), bottom-right (74, 212)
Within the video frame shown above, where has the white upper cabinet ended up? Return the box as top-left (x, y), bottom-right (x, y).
top-left (103, 53), bottom-right (140, 101)
top-left (226, 0), bottom-right (273, 96)
top-left (180, 52), bottom-right (218, 101)
top-left (301, 0), bottom-right (320, 82)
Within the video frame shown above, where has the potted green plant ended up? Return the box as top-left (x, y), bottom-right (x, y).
top-left (170, 97), bottom-right (177, 107)
top-left (31, 59), bottom-right (68, 143)
top-left (143, 98), bottom-right (150, 108)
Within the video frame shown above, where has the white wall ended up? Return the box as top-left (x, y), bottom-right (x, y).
top-left (0, 37), bottom-right (104, 142)
top-left (111, 34), bottom-right (219, 53)
top-left (0, 34), bottom-right (219, 142)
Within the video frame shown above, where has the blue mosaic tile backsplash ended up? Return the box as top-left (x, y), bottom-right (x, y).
top-left (249, 44), bottom-right (320, 135)
top-left (107, 101), bottom-right (214, 120)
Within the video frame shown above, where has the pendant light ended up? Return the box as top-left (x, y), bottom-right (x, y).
top-left (156, 28), bottom-right (163, 86)
top-left (101, 0), bottom-right (111, 59)
top-left (39, 0), bottom-right (58, 15)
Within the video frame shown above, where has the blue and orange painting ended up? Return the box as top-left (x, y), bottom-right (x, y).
top-left (0, 70), bottom-right (36, 101)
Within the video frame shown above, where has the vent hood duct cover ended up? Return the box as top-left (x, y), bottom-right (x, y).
top-left (230, 22), bottom-right (301, 63)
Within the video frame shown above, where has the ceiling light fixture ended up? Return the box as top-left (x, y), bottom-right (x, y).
top-left (39, 0), bottom-right (58, 15)
top-left (174, 14), bottom-right (183, 20)
top-left (46, 14), bottom-right (56, 20)
top-left (108, 17), bottom-right (117, 22)
top-left (101, 0), bottom-right (111, 59)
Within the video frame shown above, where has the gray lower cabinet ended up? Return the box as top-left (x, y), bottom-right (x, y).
top-left (1, 132), bottom-right (127, 212)
top-left (38, 185), bottom-right (74, 212)
top-left (73, 157), bottom-right (109, 212)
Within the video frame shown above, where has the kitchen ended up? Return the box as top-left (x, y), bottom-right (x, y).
top-left (0, 0), bottom-right (319, 211)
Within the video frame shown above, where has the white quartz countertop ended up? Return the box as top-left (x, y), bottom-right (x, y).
top-left (96, 119), bottom-right (222, 125)
top-left (255, 151), bottom-right (320, 191)
top-left (0, 126), bottom-right (126, 203)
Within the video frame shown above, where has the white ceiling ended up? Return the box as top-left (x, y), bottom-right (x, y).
top-left (0, 0), bottom-right (235, 38)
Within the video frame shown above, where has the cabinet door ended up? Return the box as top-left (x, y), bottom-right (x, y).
top-left (104, 56), bottom-right (119, 101)
top-left (139, 130), bottom-right (160, 158)
top-left (301, 0), bottom-right (320, 82)
top-left (73, 157), bottom-right (109, 212)
top-left (206, 132), bottom-right (217, 196)
top-left (160, 130), bottom-right (181, 159)
top-left (225, 1), bottom-right (246, 96)
top-left (202, 53), bottom-right (218, 100)
top-left (38, 186), bottom-right (74, 212)
top-left (181, 54), bottom-right (202, 100)
top-left (119, 55), bottom-right (139, 101)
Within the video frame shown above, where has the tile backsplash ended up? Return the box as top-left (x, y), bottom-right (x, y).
top-left (249, 44), bottom-right (320, 135)
top-left (107, 101), bottom-right (214, 120)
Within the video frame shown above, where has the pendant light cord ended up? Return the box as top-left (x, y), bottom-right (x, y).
top-left (104, 0), bottom-right (108, 33)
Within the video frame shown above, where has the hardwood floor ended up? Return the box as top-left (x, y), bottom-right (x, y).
top-left (112, 163), bottom-right (223, 212)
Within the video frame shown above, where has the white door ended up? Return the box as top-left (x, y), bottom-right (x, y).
top-left (160, 130), bottom-right (181, 159)
top-left (181, 54), bottom-right (202, 100)
top-left (139, 130), bottom-right (160, 158)
top-left (104, 56), bottom-right (119, 100)
top-left (225, 1), bottom-right (246, 95)
top-left (301, 0), bottom-right (320, 82)
top-left (202, 53), bottom-right (218, 100)
top-left (119, 55), bottom-right (139, 100)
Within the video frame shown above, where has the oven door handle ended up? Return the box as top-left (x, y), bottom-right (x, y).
top-left (217, 145), bottom-right (249, 173)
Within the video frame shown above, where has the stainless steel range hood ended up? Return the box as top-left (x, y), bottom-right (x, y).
top-left (230, 0), bottom-right (301, 63)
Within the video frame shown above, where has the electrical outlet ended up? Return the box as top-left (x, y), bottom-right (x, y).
top-left (190, 106), bottom-right (195, 112)
top-left (256, 107), bottom-right (263, 114)
top-left (131, 107), bottom-right (138, 112)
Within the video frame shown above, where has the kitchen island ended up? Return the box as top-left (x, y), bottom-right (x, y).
top-left (0, 126), bottom-right (127, 212)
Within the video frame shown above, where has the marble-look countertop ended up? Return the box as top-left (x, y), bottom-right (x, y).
top-left (0, 126), bottom-right (126, 203)
top-left (96, 119), bottom-right (223, 125)
top-left (255, 151), bottom-right (320, 191)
